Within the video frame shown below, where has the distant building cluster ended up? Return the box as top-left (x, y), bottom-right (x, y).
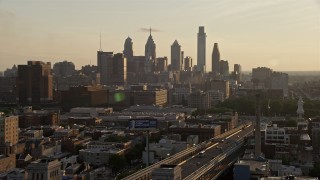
top-left (0, 25), bottom-right (314, 180)
top-left (251, 67), bottom-right (289, 97)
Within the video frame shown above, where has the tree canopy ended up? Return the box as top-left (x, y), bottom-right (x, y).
top-left (109, 154), bottom-right (127, 174)
top-left (215, 98), bottom-right (320, 117)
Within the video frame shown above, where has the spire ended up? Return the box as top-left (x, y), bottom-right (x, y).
top-left (99, 31), bottom-right (102, 51)
top-left (150, 27), bottom-right (151, 36)
top-left (172, 40), bottom-right (180, 46)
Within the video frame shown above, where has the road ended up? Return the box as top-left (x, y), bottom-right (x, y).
top-left (180, 124), bottom-right (254, 179)
top-left (122, 122), bottom-right (252, 180)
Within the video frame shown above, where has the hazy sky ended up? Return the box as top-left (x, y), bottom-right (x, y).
top-left (0, 0), bottom-right (319, 72)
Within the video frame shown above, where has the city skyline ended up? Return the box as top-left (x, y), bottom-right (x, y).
top-left (0, 0), bottom-right (319, 72)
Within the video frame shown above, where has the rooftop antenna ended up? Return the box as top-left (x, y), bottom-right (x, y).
top-left (99, 31), bottom-right (102, 51)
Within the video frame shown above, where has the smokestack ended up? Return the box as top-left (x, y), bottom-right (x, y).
top-left (255, 93), bottom-right (261, 157)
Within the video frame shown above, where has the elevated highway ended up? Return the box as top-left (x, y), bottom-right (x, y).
top-left (123, 122), bottom-right (253, 180)
top-left (183, 125), bottom-right (253, 179)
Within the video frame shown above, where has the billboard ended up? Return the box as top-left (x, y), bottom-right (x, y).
top-left (129, 119), bottom-right (157, 130)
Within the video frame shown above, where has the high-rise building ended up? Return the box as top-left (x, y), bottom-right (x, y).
top-left (171, 40), bottom-right (182, 71)
top-left (0, 76), bottom-right (16, 103)
top-left (197, 26), bottom-right (206, 72)
top-left (233, 64), bottom-right (242, 82)
top-left (97, 51), bottom-right (113, 85)
top-left (0, 114), bottom-right (19, 145)
top-left (206, 80), bottom-right (230, 99)
top-left (271, 72), bottom-right (289, 97)
top-left (111, 53), bottom-right (127, 85)
top-left (252, 67), bottom-right (273, 88)
top-left (124, 37), bottom-right (135, 74)
top-left (53, 61), bottom-right (75, 77)
top-left (133, 56), bottom-right (146, 73)
top-left (134, 89), bottom-right (168, 107)
top-left (181, 51), bottom-right (184, 71)
top-left (17, 61), bottom-right (53, 104)
top-left (97, 52), bottom-right (127, 86)
top-left (188, 91), bottom-right (210, 110)
top-left (145, 29), bottom-right (156, 61)
top-left (61, 86), bottom-right (108, 110)
top-left (220, 60), bottom-right (229, 76)
top-left (212, 43), bottom-right (220, 76)
top-left (184, 56), bottom-right (193, 71)
top-left (145, 29), bottom-right (156, 73)
top-left (171, 83), bottom-right (192, 105)
top-left (207, 90), bottom-right (225, 106)
top-left (123, 37), bottom-right (133, 61)
top-left (156, 57), bottom-right (168, 72)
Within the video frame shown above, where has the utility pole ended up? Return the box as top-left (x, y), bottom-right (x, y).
top-left (146, 130), bottom-right (150, 167)
top-left (255, 93), bottom-right (261, 158)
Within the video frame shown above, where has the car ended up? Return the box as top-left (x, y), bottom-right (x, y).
top-left (198, 150), bottom-right (205, 157)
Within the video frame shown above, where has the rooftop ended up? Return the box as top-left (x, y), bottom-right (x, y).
top-left (235, 159), bottom-right (268, 173)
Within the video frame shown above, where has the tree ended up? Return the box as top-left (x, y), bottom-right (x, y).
top-left (104, 135), bottom-right (128, 143)
top-left (285, 116), bottom-right (297, 127)
top-left (281, 156), bottom-right (290, 165)
top-left (192, 109), bottom-right (205, 118)
top-left (125, 143), bottom-right (144, 164)
top-left (309, 162), bottom-right (320, 178)
top-left (0, 108), bottom-right (12, 115)
top-left (216, 98), bottom-right (255, 115)
top-left (109, 154), bottom-right (127, 174)
top-left (75, 144), bottom-right (85, 155)
top-left (207, 107), bottom-right (233, 114)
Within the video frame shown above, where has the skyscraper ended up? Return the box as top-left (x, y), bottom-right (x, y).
top-left (111, 53), bottom-right (127, 86)
top-left (197, 26), bottom-right (206, 72)
top-left (184, 56), bottom-right (193, 71)
top-left (181, 51), bottom-right (184, 71)
top-left (145, 29), bottom-right (156, 61)
top-left (212, 43), bottom-right (220, 76)
top-left (220, 60), bottom-right (229, 76)
top-left (53, 61), bottom-right (75, 77)
top-left (145, 29), bottom-right (156, 73)
top-left (124, 37), bottom-right (135, 73)
top-left (171, 40), bottom-right (182, 71)
top-left (98, 52), bottom-right (127, 86)
top-left (123, 37), bottom-right (133, 61)
top-left (233, 64), bottom-right (242, 82)
top-left (17, 61), bottom-right (53, 104)
top-left (156, 57), bottom-right (168, 72)
top-left (97, 51), bottom-right (113, 85)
